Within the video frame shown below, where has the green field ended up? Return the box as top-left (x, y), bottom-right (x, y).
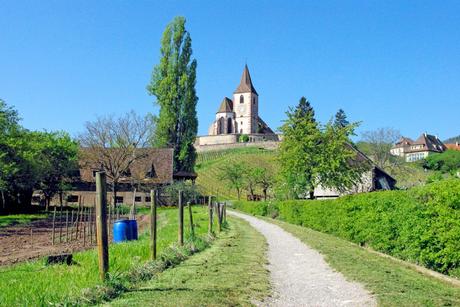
top-left (108, 216), bottom-right (270, 306)
top-left (0, 213), bottom-right (47, 228)
top-left (196, 147), bottom-right (278, 199)
top-left (0, 206), bottom-right (211, 306)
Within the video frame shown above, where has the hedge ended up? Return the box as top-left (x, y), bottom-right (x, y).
top-left (232, 179), bottom-right (460, 277)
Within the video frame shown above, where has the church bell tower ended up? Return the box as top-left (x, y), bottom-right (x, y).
top-left (233, 65), bottom-right (258, 134)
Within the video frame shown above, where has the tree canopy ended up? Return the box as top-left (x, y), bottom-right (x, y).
top-left (147, 16), bottom-right (198, 173)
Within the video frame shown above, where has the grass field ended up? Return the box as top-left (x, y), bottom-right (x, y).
top-left (108, 216), bottom-right (270, 306)
top-left (0, 213), bottom-right (47, 228)
top-left (0, 206), bottom-right (211, 306)
top-left (196, 147), bottom-right (278, 199)
top-left (264, 217), bottom-right (460, 306)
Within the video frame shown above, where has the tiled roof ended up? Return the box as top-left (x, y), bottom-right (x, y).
top-left (217, 97), bottom-right (233, 113)
top-left (234, 64), bottom-right (258, 95)
top-left (412, 133), bottom-right (446, 152)
top-left (445, 143), bottom-right (460, 151)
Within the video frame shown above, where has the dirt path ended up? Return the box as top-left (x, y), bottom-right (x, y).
top-left (229, 211), bottom-right (376, 307)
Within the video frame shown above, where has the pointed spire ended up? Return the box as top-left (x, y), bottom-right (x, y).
top-left (234, 64), bottom-right (258, 95)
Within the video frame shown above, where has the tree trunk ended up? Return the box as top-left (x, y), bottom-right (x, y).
top-left (112, 182), bottom-right (118, 209)
top-left (0, 190), bottom-right (5, 211)
top-left (309, 190), bottom-right (315, 200)
top-left (59, 192), bottom-right (63, 208)
top-left (237, 189), bottom-right (240, 200)
top-left (263, 188), bottom-right (267, 201)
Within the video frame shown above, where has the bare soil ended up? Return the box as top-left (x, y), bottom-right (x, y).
top-left (0, 213), bottom-right (150, 266)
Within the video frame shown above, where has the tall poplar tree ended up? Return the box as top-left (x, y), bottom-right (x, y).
top-left (147, 16), bottom-right (198, 173)
top-left (334, 109), bottom-right (349, 128)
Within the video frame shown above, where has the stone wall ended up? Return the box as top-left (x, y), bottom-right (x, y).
top-left (195, 140), bottom-right (280, 153)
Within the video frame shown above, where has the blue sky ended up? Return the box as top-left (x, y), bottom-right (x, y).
top-left (1, 1), bottom-right (459, 140)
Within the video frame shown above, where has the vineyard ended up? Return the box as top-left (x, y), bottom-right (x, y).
top-left (195, 147), bottom-right (278, 199)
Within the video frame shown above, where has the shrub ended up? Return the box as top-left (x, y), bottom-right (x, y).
top-left (233, 179), bottom-right (460, 277)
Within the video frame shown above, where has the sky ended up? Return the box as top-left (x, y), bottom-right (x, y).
top-left (1, 1), bottom-right (459, 140)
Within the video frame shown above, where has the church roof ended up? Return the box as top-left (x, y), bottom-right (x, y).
top-left (217, 97), bottom-right (233, 113)
top-left (234, 64), bottom-right (258, 95)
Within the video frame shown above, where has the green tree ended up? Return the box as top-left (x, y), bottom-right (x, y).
top-left (147, 16), bottom-right (198, 173)
top-left (254, 167), bottom-right (273, 201)
top-left (333, 109), bottom-right (349, 128)
top-left (278, 97), bottom-right (321, 199)
top-left (219, 162), bottom-right (246, 200)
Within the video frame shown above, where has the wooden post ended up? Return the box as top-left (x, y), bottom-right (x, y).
top-left (217, 203), bottom-right (222, 232)
top-left (59, 205), bottom-right (63, 243)
top-left (70, 210), bottom-right (74, 242)
top-left (52, 206), bottom-right (56, 245)
top-left (65, 210), bottom-right (69, 243)
top-left (89, 207), bottom-right (93, 245)
top-left (96, 172), bottom-right (109, 281)
top-left (83, 207), bottom-right (87, 246)
top-left (178, 190), bottom-right (184, 246)
top-left (188, 201), bottom-right (195, 238)
top-left (150, 189), bottom-right (157, 260)
top-left (208, 196), bottom-right (213, 235)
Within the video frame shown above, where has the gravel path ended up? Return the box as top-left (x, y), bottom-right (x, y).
top-left (229, 211), bottom-right (376, 307)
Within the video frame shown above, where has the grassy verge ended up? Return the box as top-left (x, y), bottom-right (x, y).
top-left (264, 217), bottom-right (460, 306)
top-left (108, 216), bottom-right (271, 306)
top-left (0, 206), bottom-right (209, 306)
top-left (0, 213), bottom-right (47, 228)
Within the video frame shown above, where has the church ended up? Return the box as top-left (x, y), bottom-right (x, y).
top-left (196, 65), bottom-right (279, 146)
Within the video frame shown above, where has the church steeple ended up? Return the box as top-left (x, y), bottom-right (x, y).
top-left (233, 64), bottom-right (258, 95)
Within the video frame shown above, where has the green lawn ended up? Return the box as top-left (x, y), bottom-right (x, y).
top-left (0, 206), bottom-right (210, 306)
top-left (0, 213), bottom-right (47, 228)
top-left (108, 216), bottom-right (271, 306)
top-left (265, 217), bottom-right (460, 306)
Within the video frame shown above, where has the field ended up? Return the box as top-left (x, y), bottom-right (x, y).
top-left (195, 147), bottom-right (278, 199)
top-left (0, 206), bottom-right (211, 306)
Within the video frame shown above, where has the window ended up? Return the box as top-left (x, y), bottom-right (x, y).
top-left (115, 196), bottom-right (124, 204)
top-left (67, 195), bottom-right (79, 202)
top-left (240, 95), bottom-right (244, 104)
top-left (135, 196), bottom-right (142, 202)
top-left (146, 163), bottom-right (157, 178)
top-left (145, 196), bottom-right (151, 202)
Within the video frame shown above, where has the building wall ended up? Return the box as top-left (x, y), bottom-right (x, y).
top-left (196, 134), bottom-right (239, 146)
top-left (195, 139), bottom-right (280, 152)
top-left (233, 92), bottom-right (257, 134)
top-left (405, 151), bottom-right (429, 162)
top-left (314, 170), bottom-right (374, 198)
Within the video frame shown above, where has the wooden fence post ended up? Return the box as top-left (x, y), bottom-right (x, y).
top-left (96, 172), bottom-right (109, 281)
top-left (217, 203), bottom-right (222, 232)
top-left (178, 190), bottom-right (184, 246)
top-left (208, 196), bottom-right (213, 235)
top-left (150, 189), bottom-right (157, 260)
top-left (188, 201), bottom-right (195, 238)
top-left (65, 210), bottom-right (69, 243)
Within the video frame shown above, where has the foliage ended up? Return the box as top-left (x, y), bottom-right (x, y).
top-left (233, 178), bottom-right (460, 277)
top-left (239, 134), bottom-right (249, 143)
top-left (0, 100), bottom-right (78, 212)
top-left (333, 108), bottom-right (349, 128)
top-left (147, 16), bottom-right (198, 173)
top-left (163, 180), bottom-right (199, 205)
top-left (278, 97), bottom-right (366, 199)
top-left (218, 162), bottom-right (247, 200)
top-left (424, 149), bottom-right (460, 174)
top-left (444, 135), bottom-right (460, 144)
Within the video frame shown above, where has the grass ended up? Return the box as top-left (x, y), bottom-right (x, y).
top-left (0, 213), bottom-right (47, 228)
top-left (263, 217), bottom-right (460, 306)
top-left (0, 206), bottom-right (210, 306)
top-left (196, 147), bottom-right (278, 199)
top-left (108, 216), bottom-right (271, 306)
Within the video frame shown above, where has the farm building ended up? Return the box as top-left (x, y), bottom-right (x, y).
top-left (33, 148), bottom-right (175, 206)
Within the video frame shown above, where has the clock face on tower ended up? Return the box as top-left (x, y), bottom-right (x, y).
top-left (237, 105), bottom-right (246, 115)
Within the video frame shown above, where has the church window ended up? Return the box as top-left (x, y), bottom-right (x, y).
top-left (240, 95), bottom-right (244, 104)
top-left (253, 97), bottom-right (255, 105)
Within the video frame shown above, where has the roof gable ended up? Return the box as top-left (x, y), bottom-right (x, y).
top-left (217, 97), bottom-right (233, 113)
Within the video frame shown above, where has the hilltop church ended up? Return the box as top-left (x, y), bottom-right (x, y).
top-left (196, 65), bottom-right (279, 146)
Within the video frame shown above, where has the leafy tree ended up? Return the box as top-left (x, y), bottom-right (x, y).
top-left (254, 167), bottom-right (274, 201)
top-left (147, 16), bottom-right (198, 173)
top-left (244, 166), bottom-right (259, 200)
top-left (424, 150), bottom-right (460, 174)
top-left (278, 97), bottom-right (321, 199)
top-left (219, 162), bottom-right (246, 200)
top-left (333, 109), bottom-right (349, 128)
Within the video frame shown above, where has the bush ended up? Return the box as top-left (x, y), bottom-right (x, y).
top-left (233, 179), bottom-right (460, 277)
top-left (424, 150), bottom-right (460, 174)
top-left (239, 134), bottom-right (249, 143)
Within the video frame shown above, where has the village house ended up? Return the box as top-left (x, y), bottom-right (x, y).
top-left (196, 65), bottom-right (279, 147)
top-left (445, 142), bottom-right (460, 151)
top-left (33, 148), bottom-right (175, 206)
top-left (390, 133), bottom-right (446, 162)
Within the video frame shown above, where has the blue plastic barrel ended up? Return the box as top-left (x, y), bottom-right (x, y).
top-left (128, 220), bottom-right (138, 240)
top-left (113, 220), bottom-right (130, 243)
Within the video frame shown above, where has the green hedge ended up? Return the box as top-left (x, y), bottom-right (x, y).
top-left (232, 179), bottom-right (460, 277)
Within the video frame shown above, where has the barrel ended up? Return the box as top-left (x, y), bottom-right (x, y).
top-left (128, 219), bottom-right (138, 240)
top-left (113, 220), bottom-right (131, 243)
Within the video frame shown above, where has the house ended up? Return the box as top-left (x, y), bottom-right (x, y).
top-left (196, 65), bottom-right (279, 146)
top-left (314, 146), bottom-right (397, 199)
top-left (445, 142), bottom-right (460, 151)
top-left (34, 148), bottom-right (174, 206)
top-left (390, 133), bottom-right (446, 162)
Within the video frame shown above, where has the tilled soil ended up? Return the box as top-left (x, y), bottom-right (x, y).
top-left (0, 213), bottom-right (150, 266)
